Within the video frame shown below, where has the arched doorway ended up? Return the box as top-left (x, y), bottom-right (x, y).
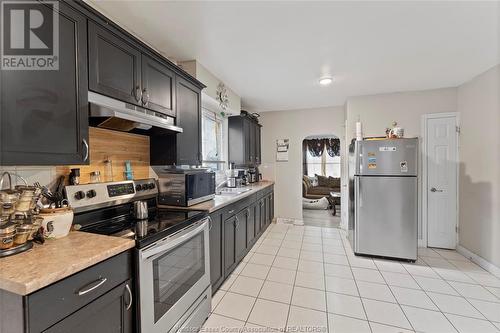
top-left (301, 135), bottom-right (341, 228)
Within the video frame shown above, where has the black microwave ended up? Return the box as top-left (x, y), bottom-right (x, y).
top-left (157, 170), bottom-right (216, 206)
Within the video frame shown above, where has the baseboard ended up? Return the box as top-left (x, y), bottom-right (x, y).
top-left (456, 245), bottom-right (500, 278)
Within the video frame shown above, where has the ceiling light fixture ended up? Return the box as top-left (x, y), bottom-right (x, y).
top-left (319, 76), bottom-right (333, 86)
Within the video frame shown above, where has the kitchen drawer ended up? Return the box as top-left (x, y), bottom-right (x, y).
top-left (223, 197), bottom-right (252, 219)
top-left (27, 251), bottom-right (132, 333)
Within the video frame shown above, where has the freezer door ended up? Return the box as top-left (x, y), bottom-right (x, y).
top-left (355, 176), bottom-right (417, 260)
top-left (357, 139), bottom-right (418, 176)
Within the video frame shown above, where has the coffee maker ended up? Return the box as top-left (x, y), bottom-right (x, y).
top-left (236, 169), bottom-right (249, 186)
top-left (248, 167), bottom-right (262, 183)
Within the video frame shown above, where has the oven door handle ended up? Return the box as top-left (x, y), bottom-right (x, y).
top-left (141, 219), bottom-right (208, 261)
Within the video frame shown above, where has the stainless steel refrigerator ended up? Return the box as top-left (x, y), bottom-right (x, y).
top-left (348, 138), bottom-right (418, 261)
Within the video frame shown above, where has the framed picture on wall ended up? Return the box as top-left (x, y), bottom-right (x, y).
top-left (276, 139), bottom-right (289, 161)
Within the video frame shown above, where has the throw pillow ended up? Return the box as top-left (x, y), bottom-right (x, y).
top-left (328, 177), bottom-right (341, 188)
top-left (316, 175), bottom-right (330, 187)
top-left (303, 175), bottom-right (312, 187)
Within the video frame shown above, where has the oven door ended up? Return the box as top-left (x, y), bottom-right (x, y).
top-left (138, 218), bottom-right (210, 333)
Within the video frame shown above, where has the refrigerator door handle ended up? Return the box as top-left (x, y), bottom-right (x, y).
top-left (358, 179), bottom-right (362, 208)
top-left (354, 177), bottom-right (360, 249)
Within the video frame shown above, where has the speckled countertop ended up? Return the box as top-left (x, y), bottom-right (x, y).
top-left (159, 181), bottom-right (274, 213)
top-left (0, 232), bottom-right (135, 295)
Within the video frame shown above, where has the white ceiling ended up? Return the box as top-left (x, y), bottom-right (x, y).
top-left (88, 1), bottom-right (500, 112)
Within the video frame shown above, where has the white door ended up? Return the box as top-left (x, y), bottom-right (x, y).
top-left (426, 115), bottom-right (458, 249)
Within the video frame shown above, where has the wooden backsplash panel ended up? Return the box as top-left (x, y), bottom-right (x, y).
top-left (56, 127), bottom-right (150, 184)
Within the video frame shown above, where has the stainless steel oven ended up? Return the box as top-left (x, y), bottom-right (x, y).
top-left (138, 218), bottom-right (211, 333)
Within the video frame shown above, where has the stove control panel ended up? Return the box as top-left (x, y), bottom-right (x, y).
top-left (107, 183), bottom-right (135, 197)
top-left (65, 179), bottom-right (158, 213)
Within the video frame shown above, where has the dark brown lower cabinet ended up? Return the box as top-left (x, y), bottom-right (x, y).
top-left (209, 210), bottom-right (224, 291)
top-left (0, 251), bottom-right (133, 333)
top-left (254, 199), bottom-right (263, 237)
top-left (210, 186), bottom-right (274, 293)
top-left (246, 205), bottom-right (256, 247)
top-left (43, 280), bottom-right (133, 333)
top-left (224, 215), bottom-right (237, 276)
top-left (235, 209), bottom-right (248, 262)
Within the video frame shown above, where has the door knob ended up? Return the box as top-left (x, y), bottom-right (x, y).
top-left (430, 187), bottom-right (443, 192)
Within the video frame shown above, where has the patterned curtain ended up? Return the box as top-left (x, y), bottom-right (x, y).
top-left (306, 139), bottom-right (326, 157)
top-left (325, 138), bottom-right (340, 157)
top-left (305, 138), bottom-right (340, 157)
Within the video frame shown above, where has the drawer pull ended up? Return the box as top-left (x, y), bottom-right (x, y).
top-left (228, 210), bottom-right (235, 214)
top-left (77, 277), bottom-right (107, 296)
top-left (125, 284), bottom-right (133, 310)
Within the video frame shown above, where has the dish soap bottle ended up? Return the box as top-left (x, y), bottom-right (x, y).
top-left (124, 161), bottom-right (134, 180)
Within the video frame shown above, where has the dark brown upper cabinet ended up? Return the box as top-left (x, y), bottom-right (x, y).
top-left (0, 2), bottom-right (89, 165)
top-left (228, 115), bottom-right (261, 167)
top-left (175, 76), bottom-right (202, 166)
top-left (88, 21), bottom-right (142, 106)
top-left (141, 55), bottom-right (176, 117)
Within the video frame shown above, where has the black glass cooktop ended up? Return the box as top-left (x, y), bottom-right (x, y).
top-left (78, 206), bottom-right (207, 249)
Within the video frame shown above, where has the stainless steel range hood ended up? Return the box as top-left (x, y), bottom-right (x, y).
top-left (89, 91), bottom-right (183, 133)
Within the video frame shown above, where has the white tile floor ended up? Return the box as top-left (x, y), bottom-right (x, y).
top-left (204, 223), bottom-right (500, 333)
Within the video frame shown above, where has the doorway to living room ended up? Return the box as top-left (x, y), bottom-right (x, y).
top-left (302, 135), bottom-right (341, 228)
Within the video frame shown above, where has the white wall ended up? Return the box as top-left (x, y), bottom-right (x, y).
top-left (345, 88), bottom-right (458, 242)
top-left (259, 106), bottom-right (345, 220)
top-left (457, 64), bottom-right (500, 268)
top-left (180, 60), bottom-right (241, 115)
top-left (345, 88), bottom-right (458, 140)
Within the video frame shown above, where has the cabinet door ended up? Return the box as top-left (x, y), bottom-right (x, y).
top-left (88, 21), bottom-right (141, 106)
top-left (0, 2), bottom-right (88, 165)
top-left (141, 55), bottom-right (175, 116)
top-left (246, 206), bottom-right (255, 248)
top-left (269, 191), bottom-right (274, 222)
top-left (235, 209), bottom-right (247, 261)
top-left (176, 76), bottom-right (202, 166)
top-left (243, 119), bottom-right (252, 165)
top-left (264, 194), bottom-right (271, 227)
top-left (255, 125), bottom-right (261, 165)
top-left (249, 121), bottom-right (256, 165)
top-left (260, 198), bottom-right (266, 231)
top-left (209, 211), bottom-right (224, 292)
top-left (224, 215), bottom-right (236, 276)
top-left (43, 280), bottom-right (133, 333)
top-left (254, 200), bottom-right (262, 236)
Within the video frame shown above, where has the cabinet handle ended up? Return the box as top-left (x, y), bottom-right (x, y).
top-left (208, 216), bottom-right (213, 231)
top-left (125, 284), bottom-right (133, 311)
top-left (142, 88), bottom-right (150, 106)
top-left (228, 209), bottom-right (235, 215)
top-left (82, 139), bottom-right (89, 162)
top-left (133, 85), bottom-right (142, 103)
top-left (77, 277), bottom-right (107, 296)
top-left (235, 215), bottom-right (240, 229)
top-left (246, 208), bottom-right (250, 216)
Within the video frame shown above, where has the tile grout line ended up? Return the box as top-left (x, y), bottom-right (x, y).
top-left (403, 254), bottom-right (463, 332)
top-left (245, 224), bottom-right (290, 330)
top-left (211, 227), bottom-right (500, 332)
top-left (338, 230), bottom-right (374, 333)
top-left (283, 225), bottom-right (304, 332)
top-left (375, 257), bottom-right (416, 332)
top-left (434, 252), bottom-right (500, 327)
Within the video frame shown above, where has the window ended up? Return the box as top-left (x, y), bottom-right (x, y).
top-left (305, 146), bottom-right (341, 178)
top-left (201, 109), bottom-right (225, 170)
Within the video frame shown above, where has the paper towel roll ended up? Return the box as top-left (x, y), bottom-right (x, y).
top-left (356, 121), bottom-right (363, 141)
